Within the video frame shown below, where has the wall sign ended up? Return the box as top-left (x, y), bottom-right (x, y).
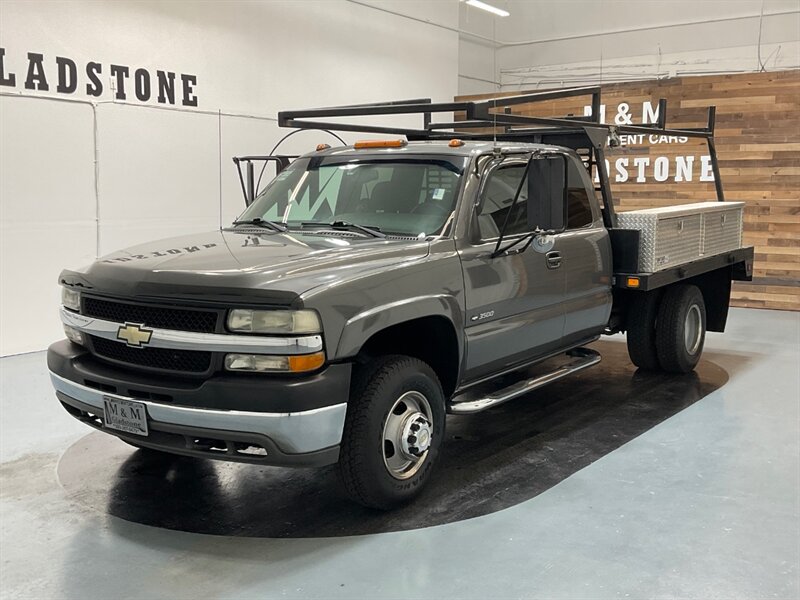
top-left (0, 48), bottom-right (198, 107)
top-left (584, 100), bottom-right (714, 184)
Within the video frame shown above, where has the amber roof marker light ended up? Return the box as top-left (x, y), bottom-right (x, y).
top-left (354, 139), bottom-right (407, 149)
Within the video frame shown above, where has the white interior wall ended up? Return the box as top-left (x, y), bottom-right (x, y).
top-left (5, 0), bottom-right (797, 356)
top-left (0, 0), bottom-right (459, 356)
top-left (0, 97), bottom-right (98, 357)
top-left (459, 0), bottom-right (800, 94)
top-left (458, 4), bottom-right (498, 95)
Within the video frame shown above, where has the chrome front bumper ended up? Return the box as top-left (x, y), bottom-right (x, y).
top-left (50, 372), bottom-right (347, 457)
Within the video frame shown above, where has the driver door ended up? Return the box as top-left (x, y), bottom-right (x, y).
top-left (458, 156), bottom-right (566, 383)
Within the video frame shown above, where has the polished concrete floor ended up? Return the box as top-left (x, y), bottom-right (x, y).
top-left (54, 341), bottom-right (729, 538)
top-left (1, 307), bottom-right (798, 599)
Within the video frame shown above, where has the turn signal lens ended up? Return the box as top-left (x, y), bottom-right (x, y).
top-left (354, 139), bottom-right (407, 149)
top-left (449, 139), bottom-right (464, 147)
top-left (316, 143), bottom-right (331, 151)
top-left (626, 277), bottom-right (640, 288)
top-left (224, 351), bottom-right (326, 373)
top-left (288, 352), bottom-right (326, 372)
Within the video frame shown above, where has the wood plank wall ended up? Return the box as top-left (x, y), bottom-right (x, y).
top-left (456, 70), bottom-right (800, 311)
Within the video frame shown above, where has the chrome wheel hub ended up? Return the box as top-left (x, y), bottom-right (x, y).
top-left (400, 413), bottom-right (432, 458)
top-left (684, 304), bottom-right (702, 355)
top-left (382, 391), bottom-right (433, 480)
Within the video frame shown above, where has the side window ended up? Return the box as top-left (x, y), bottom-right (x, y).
top-left (477, 164), bottom-right (529, 239)
top-left (566, 158), bottom-right (594, 229)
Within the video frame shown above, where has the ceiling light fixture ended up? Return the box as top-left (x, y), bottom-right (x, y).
top-left (464, 0), bottom-right (510, 17)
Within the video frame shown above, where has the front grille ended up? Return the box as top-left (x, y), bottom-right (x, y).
top-left (90, 336), bottom-right (212, 373)
top-left (83, 297), bottom-right (218, 333)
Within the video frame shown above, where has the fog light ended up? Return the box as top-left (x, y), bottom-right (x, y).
top-left (224, 351), bottom-right (325, 373)
top-left (225, 354), bottom-right (289, 372)
top-left (63, 324), bottom-right (84, 346)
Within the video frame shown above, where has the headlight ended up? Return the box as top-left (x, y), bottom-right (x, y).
top-left (224, 351), bottom-right (325, 373)
top-left (63, 324), bottom-right (84, 346)
top-left (62, 287), bottom-right (81, 312)
top-left (227, 309), bottom-right (321, 334)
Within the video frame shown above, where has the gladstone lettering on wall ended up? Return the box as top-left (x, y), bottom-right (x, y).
top-left (0, 48), bottom-right (198, 106)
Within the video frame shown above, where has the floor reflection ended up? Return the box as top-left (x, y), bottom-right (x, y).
top-left (57, 341), bottom-right (728, 538)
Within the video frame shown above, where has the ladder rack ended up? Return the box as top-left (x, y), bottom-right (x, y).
top-left (277, 86), bottom-right (725, 229)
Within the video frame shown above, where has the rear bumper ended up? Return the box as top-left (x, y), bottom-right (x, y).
top-left (48, 340), bottom-right (350, 467)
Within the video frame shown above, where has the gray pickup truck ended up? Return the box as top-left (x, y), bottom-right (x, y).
top-left (49, 89), bottom-right (753, 508)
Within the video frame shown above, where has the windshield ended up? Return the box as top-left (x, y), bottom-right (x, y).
top-left (236, 155), bottom-right (468, 237)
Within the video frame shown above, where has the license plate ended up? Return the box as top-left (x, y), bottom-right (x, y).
top-left (103, 397), bottom-right (149, 437)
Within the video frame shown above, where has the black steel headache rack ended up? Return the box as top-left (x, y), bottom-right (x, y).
top-left (277, 86), bottom-right (725, 229)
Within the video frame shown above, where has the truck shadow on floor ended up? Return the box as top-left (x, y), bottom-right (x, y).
top-left (57, 341), bottom-right (729, 538)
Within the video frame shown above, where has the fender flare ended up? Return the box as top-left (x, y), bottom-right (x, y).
top-left (335, 294), bottom-right (464, 363)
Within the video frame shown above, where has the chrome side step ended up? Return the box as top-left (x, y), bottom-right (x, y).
top-left (448, 347), bottom-right (601, 415)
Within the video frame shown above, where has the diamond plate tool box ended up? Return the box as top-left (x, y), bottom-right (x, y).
top-left (616, 202), bottom-right (745, 273)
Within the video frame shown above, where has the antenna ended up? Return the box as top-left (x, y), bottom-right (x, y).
top-left (492, 17), bottom-right (498, 149)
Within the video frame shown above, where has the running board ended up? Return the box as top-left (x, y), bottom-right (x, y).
top-left (448, 348), bottom-right (601, 415)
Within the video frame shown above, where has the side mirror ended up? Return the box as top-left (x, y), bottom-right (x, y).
top-left (233, 155), bottom-right (295, 207)
top-left (526, 155), bottom-right (567, 232)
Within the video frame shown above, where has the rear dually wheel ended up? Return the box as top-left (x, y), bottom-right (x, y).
top-left (626, 290), bottom-right (663, 371)
top-left (655, 284), bottom-right (707, 374)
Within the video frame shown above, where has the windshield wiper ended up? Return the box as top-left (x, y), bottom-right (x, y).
top-left (231, 217), bottom-right (287, 232)
top-left (301, 220), bottom-right (385, 238)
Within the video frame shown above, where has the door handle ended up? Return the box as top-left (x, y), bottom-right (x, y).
top-left (546, 251), bottom-right (562, 270)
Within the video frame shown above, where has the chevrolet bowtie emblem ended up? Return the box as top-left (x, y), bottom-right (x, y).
top-left (116, 323), bottom-right (153, 348)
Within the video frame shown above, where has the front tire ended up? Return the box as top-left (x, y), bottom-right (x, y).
top-left (337, 355), bottom-right (445, 510)
top-left (656, 284), bottom-right (706, 374)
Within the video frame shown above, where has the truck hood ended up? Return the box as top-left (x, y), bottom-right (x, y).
top-left (61, 229), bottom-right (430, 306)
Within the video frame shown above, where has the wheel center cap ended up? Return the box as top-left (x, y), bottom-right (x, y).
top-left (400, 413), bottom-right (432, 459)
top-left (417, 429), bottom-right (430, 447)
